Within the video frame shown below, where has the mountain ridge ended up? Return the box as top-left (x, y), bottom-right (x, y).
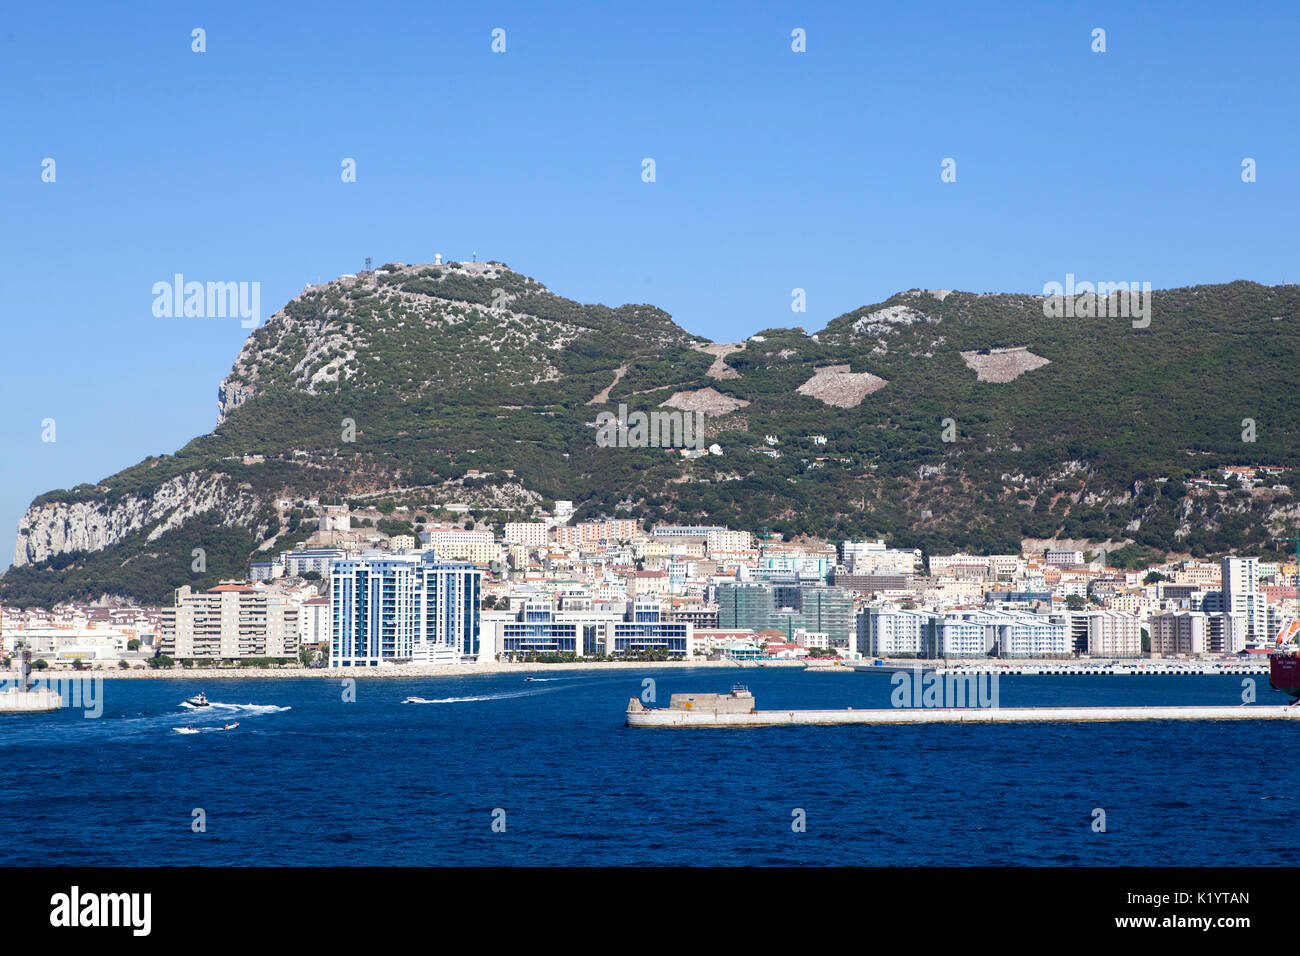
top-left (5, 261), bottom-right (1299, 606)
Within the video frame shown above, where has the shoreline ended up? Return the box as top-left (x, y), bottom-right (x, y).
top-left (23, 659), bottom-right (806, 680)
top-left (8, 655), bottom-right (1267, 680)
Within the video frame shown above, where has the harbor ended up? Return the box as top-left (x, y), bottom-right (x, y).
top-left (625, 686), bottom-right (1300, 727)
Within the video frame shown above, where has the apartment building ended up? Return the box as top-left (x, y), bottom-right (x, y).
top-left (841, 540), bottom-right (922, 575)
top-left (299, 597), bottom-right (331, 650)
top-left (330, 552), bottom-right (482, 667)
top-left (284, 548), bottom-right (347, 578)
top-left (417, 528), bottom-right (501, 565)
top-left (503, 522), bottom-right (549, 546)
top-left (1053, 610), bottom-right (1143, 657)
top-left (859, 607), bottom-right (932, 657)
top-left (1222, 557), bottom-right (1266, 643)
top-left (161, 584), bottom-right (300, 661)
top-left (1149, 610), bottom-right (1208, 656)
top-left (481, 598), bottom-right (690, 659)
top-left (552, 519), bottom-right (641, 548)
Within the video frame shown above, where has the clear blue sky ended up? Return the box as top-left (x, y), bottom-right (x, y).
top-left (2, 0), bottom-right (1296, 568)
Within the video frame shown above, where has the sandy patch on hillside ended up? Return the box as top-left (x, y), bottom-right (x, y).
top-left (659, 387), bottom-right (750, 417)
top-left (587, 366), bottom-right (627, 404)
top-left (796, 365), bottom-right (888, 408)
top-left (960, 347), bottom-right (1050, 382)
top-left (692, 342), bottom-right (744, 379)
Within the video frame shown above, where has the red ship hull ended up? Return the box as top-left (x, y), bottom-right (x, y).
top-left (1269, 654), bottom-right (1300, 697)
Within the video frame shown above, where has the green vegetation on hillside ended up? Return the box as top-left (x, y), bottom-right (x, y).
top-left (5, 270), bottom-right (1299, 607)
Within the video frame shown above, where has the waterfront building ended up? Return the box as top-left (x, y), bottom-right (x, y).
top-left (669, 605), bottom-right (720, 628)
top-left (329, 552), bottom-right (481, 667)
top-left (718, 582), bottom-right (854, 652)
top-left (299, 597), bottom-right (331, 651)
top-left (162, 583), bottom-right (300, 661)
top-left (1222, 556), bottom-right (1266, 644)
top-left (969, 611), bottom-right (1069, 658)
top-left (613, 601), bottom-right (689, 656)
top-left (927, 614), bottom-right (989, 657)
top-left (690, 628), bottom-right (757, 656)
top-left (1206, 611), bottom-right (1247, 655)
top-left (859, 607), bottom-right (934, 657)
top-left (717, 583), bottom-right (777, 632)
top-left (8, 626), bottom-right (137, 665)
top-left (1051, 610), bottom-right (1144, 657)
top-left (1149, 610), bottom-right (1208, 656)
top-left (789, 586), bottom-right (855, 651)
top-left (483, 598), bottom-right (690, 658)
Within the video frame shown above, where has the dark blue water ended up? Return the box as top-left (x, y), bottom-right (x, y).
top-left (0, 668), bottom-right (1291, 866)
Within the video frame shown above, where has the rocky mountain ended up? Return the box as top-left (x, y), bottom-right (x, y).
top-left (5, 260), bottom-right (1300, 605)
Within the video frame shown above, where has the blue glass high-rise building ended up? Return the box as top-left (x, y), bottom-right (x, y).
top-left (330, 551), bottom-right (481, 667)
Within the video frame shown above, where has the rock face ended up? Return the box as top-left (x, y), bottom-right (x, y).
top-left (217, 381), bottom-right (256, 425)
top-left (851, 305), bottom-right (930, 336)
top-left (12, 473), bottom-right (261, 567)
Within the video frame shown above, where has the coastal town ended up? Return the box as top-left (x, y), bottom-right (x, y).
top-left (3, 479), bottom-right (1297, 673)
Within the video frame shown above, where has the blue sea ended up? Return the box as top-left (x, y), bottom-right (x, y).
top-left (0, 667), bottom-right (1291, 866)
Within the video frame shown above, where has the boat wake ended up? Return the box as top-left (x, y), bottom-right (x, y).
top-left (171, 724), bottom-right (239, 735)
top-left (404, 689), bottom-right (549, 704)
top-left (182, 702), bottom-right (291, 715)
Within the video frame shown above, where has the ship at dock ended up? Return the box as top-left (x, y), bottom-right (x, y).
top-left (1267, 537), bottom-right (1300, 698)
top-left (1269, 619), bottom-right (1300, 697)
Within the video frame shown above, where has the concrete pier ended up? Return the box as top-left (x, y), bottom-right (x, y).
top-left (626, 697), bottom-right (1300, 727)
top-left (851, 661), bottom-right (1269, 677)
top-left (0, 688), bottom-right (63, 714)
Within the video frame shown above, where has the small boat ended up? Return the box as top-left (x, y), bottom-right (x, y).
top-left (524, 676), bottom-right (538, 682)
top-left (223, 722), bottom-right (239, 730)
top-left (402, 696), bottom-right (432, 704)
top-left (185, 693), bottom-right (210, 707)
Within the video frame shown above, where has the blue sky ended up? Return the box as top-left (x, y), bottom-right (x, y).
top-left (2, 0), bottom-right (1297, 568)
